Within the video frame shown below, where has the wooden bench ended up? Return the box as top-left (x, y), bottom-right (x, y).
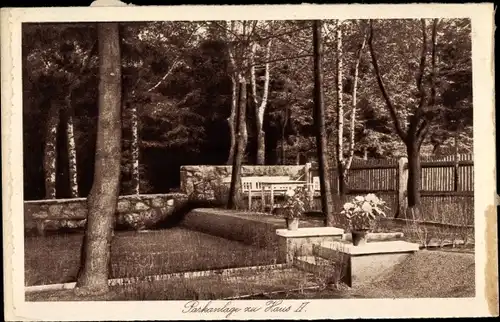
top-left (222, 176), bottom-right (313, 211)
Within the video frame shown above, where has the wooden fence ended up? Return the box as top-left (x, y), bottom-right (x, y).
top-left (315, 154), bottom-right (474, 194)
top-left (309, 154), bottom-right (474, 223)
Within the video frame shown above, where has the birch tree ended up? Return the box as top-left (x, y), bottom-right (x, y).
top-left (345, 25), bottom-right (368, 171)
top-left (127, 22), bottom-right (201, 194)
top-left (250, 36), bottom-right (273, 165)
top-left (43, 102), bottom-right (60, 199)
top-left (329, 20), bottom-right (368, 195)
top-left (75, 22), bottom-right (122, 295)
top-left (334, 20), bottom-right (346, 194)
top-left (63, 43), bottom-right (96, 198)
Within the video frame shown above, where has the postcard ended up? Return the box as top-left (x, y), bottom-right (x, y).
top-left (1, 1), bottom-right (497, 320)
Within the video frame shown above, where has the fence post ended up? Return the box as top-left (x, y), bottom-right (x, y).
top-left (397, 157), bottom-right (408, 218)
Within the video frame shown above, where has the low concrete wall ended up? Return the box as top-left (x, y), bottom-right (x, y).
top-left (24, 193), bottom-right (188, 235)
top-left (179, 165), bottom-right (306, 199)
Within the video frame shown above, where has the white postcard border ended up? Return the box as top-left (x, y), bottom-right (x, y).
top-left (1, 3), bottom-right (496, 320)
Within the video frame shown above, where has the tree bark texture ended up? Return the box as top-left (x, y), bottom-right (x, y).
top-left (335, 21), bottom-right (346, 195)
top-left (313, 20), bottom-right (335, 227)
top-left (43, 102), bottom-right (60, 199)
top-left (406, 140), bottom-right (421, 218)
top-left (64, 107), bottom-right (79, 198)
top-left (251, 40), bottom-right (272, 165)
top-left (130, 102), bottom-right (140, 194)
top-left (226, 75), bottom-right (237, 165)
top-left (75, 22), bottom-right (122, 295)
top-left (227, 77), bottom-right (247, 209)
top-left (345, 28), bottom-right (367, 174)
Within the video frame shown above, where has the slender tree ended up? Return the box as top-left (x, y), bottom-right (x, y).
top-left (335, 20), bottom-right (346, 194)
top-left (64, 106), bottom-right (79, 198)
top-left (251, 38), bottom-right (273, 165)
top-left (43, 102), bottom-right (60, 199)
top-left (63, 43), bottom-right (96, 198)
top-left (130, 100), bottom-right (139, 194)
top-left (345, 25), bottom-right (368, 172)
top-left (313, 20), bottom-right (335, 226)
top-left (227, 73), bottom-right (238, 165)
top-left (75, 22), bottom-right (122, 295)
top-left (227, 76), bottom-right (247, 209)
top-left (368, 19), bottom-right (439, 218)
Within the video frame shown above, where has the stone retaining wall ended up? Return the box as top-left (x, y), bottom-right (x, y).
top-left (180, 165), bottom-right (306, 199)
top-left (25, 193), bottom-right (188, 235)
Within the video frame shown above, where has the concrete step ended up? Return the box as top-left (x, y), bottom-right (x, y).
top-left (314, 240), bottom-right (420, 260)
top-left (342, 232), bottom-right (404, 242)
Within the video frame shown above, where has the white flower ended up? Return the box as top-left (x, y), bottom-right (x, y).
top-left (354, 195), bottom-right (364, 202)
top-left (343, 202), bottom-right (355, 211)
top-left (361, 201), bottom-right (372, 213)
top-left (285, 189), bottom-right (296, 198)
top-left (365, 193), bottom-right (379, 203)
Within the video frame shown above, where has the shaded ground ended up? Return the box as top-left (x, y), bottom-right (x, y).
top-left (25, 228), bottom-right (282, 286)
top-left (26, 250), bottom-right (474, 301)
top-left (252, 250), bottom-right (475, 299)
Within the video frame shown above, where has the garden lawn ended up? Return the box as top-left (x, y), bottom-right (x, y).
top-left (25, 228), bottom-right (282, 286)
top-left (26, 249), bottom-right (474, 301)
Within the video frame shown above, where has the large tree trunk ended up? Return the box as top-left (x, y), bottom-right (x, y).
top-left (44, 102), bottom-right (60, 199)
top-left (65, 106), bottom-right (79, 198)
top-left (227, 76), bottom-right (247, 209)
top-left (335, 20), bottom-right (347, 195)
top-left (406, 140), bottom-right (421, 219)
top-left (313, 20), bottom-right (335, 227)
top-left (130, 102), bottom-right (140, 194)
top-left (75, 22), bottom-right (122, 296)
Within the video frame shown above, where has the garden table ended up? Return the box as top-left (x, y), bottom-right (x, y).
top-left (259, 180), bottom-right (309, 211)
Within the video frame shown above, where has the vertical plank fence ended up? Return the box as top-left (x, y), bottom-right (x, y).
top-left (308, 153), bottom-right (474, 223)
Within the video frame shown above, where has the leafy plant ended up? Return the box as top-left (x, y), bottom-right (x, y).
top-left (276, 186), bottom-right (309, 219)
top-left (340, 193), bottom-right (389, 230)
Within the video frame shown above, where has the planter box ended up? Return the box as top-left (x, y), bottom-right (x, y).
top-left (276, 227), bottom-right (345, 263)
top-left (313, 240), bottom-right (419, 287)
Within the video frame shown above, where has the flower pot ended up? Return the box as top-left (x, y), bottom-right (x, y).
top-left (286, 218), bottom-right (300, 231)
top-left (351, 229), bottom-right (369, 246)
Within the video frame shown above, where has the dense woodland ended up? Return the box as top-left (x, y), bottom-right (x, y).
top-left (23, 19), bottom-right (472, 200)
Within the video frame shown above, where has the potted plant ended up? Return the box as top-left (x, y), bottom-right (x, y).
top-left (276, 186), bottom-right (308, 230)
top-left (341, 193), bottom-right (388, 246)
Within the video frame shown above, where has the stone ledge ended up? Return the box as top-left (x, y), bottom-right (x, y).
top-left (276, 227), bottom-right (344, 238)
top-left (319, 240), bottom-right (419, 256)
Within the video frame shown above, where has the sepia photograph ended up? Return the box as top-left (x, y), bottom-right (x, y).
top-left (2, 2), bottom-right (497, 320)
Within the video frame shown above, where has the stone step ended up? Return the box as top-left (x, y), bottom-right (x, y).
top-left (314, 240), bottom-right (420, 261)
top-left (342, 232), bottom-right (404, 242)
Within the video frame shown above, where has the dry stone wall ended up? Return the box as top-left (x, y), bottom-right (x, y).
top-left (24, 193), bottom-right (188, 235)
top-left (180, 165), bottom-right (306, 199)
